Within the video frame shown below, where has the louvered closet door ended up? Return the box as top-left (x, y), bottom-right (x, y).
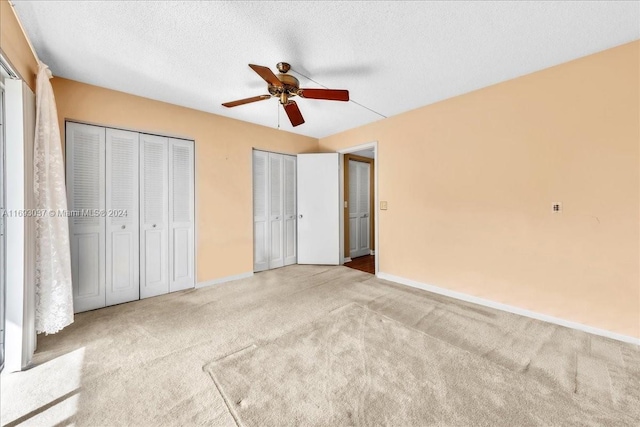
top-left (283, 155), bottom-right (297, 266)
top-left (139, 134), bottom-right (169, 299)
top-left (66, 122), bottom-right (106, 312)
top-left (253, 150), bottom-right (269, 272)
top-left (105, 129), bottom-right (139, 306)
top-left (268, 153), bottom-right (284, 269)
top-left (348, 160), bottom-right (370, 258)
top-left (357, 162), bottom-right (371, 255)
top-left (348, 161), bottom-right (359, 257)
top-left (168, 138), bottom-right (195, 292)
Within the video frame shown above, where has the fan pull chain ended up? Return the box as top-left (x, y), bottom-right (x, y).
top-left (277, 101), bottom-right (280, 129)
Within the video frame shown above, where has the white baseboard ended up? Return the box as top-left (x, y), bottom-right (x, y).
top-left (342, 258), bottom-right (352, 264)
top-left (196, 272), bottom-right (254, 289)
top-left (376, 272), bottom-right (640, 346)
top-left (370, 250), bottom-right (376, 256)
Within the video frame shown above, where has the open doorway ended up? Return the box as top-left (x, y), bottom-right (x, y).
top-left (338, 142), bottom-right (378, 275)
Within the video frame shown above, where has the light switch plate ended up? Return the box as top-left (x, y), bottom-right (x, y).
top-left (552, 202), bottom-right (562, 213)
top-left (380, 201), bottom-right (388, 210)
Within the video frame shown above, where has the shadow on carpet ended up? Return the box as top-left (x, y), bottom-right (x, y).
top-left (204, 303), bottom-right (635, 427)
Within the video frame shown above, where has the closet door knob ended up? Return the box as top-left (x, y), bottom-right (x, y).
top-left (152, 224), bottom-right (157, 228)
top-left (121, 225), bottom-right (126, 229)
top-left (299, 214), bottom-right (303, 219)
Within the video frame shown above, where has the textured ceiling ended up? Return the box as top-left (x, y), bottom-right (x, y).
top-left (13, 1), bottom-right (640, 139)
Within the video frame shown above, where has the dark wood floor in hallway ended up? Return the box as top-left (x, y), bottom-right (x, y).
top-left (344, 255), bottom-right (375, 274)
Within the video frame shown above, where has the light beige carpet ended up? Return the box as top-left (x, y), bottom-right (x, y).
top-left (2, 265), bottom-right (639, 426)
top-left (206, 303), bottom-right (636, 427)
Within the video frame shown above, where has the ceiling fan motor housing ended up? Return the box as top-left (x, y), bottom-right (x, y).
top-left (268, 72), bottom-right (300, 102)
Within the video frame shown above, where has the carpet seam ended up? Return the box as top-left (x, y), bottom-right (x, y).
top-left (204, 369), bottom-right (244, 427)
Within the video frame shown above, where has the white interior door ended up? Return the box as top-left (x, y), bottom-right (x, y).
top-left (66, 122), bottom-right (106, 312)
top-left (253, 150), bottom-right (269, 272)
top-left (349, 160), bottom-right (370, 258)
top-left (297, 153), bottom-right (340, 265)
top-left (139, 134), bottom-right (169, 299)
top-left (168, 138), bottom-right (195, 292)
top-left (268, 153), bottom-right (284, 269)
top-left (358, 162), bottom-right (371, 255)
top-left (348, 161), bottom-right (358, 257)
top-left (283, 155), bottom-right (297, 266)
top-left (105, 128), bottom-right (139, 306)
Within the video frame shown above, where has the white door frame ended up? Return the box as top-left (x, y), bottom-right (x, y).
top-left (338, 141), bottom-right (379, 276)
top-left (0, 77), bottom-right (5, 372)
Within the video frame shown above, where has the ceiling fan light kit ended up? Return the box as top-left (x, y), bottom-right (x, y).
top-left (222, 62), bottom-right (350, 127)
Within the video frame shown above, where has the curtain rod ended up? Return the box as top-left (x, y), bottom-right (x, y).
top-left (9, 0), bottom-right (41, 65)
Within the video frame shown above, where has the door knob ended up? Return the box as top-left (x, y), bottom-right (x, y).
top-left (362, 214), bottom-right (368, 218)
top-left (299, 214), bottom-right (303, 219)
top-left (275, 216), bottom-right (280, 220)
top-left (121, 225), bottom-right (126, 229)
top-left (152, 224), bottom-right (157, 228)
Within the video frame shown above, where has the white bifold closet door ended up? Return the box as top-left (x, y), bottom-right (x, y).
top-left (67, 123), bottom-right (106, 312)
top-left (105, 129), bottom-right (140, 306)
top-left (168, 138), bottom-right (195, 292)
top-left (253, 150), bottom-right (269, 272)
top-left (139, 135), bottom-right (195, 297)
top-left (283, 155), bottom-right (297, 266)
top-left (348, 160), bottom-right (370, 259)
top-left (269, 153), bottom-right (284, 269)
top-left (253, 150), bottom-right (296, 272)
top-left (139, 134), bottom-right (169, 299)
top-left (68, 123), bottom-right (195, 311)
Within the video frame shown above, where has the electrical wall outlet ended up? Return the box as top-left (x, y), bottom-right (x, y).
top-left (380, 201), bottom-right (388, 210)
top-left (552, 202), bottom-right (562, 213)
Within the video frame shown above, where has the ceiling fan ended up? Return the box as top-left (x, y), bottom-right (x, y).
top-left (222, 62), bottom-right (349, 127)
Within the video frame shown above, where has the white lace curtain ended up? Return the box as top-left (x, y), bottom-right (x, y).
top-left (33, 62), bottom-right (73, 334)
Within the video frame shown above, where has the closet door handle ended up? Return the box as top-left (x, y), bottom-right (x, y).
top-left (299, 214), bottom-right (303, 219)
top-left (152, 224), bottom-right (157, 228)
top-left (121, 225), bottom-right (126, 229)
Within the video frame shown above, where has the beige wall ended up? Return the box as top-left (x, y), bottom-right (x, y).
top-left (0, 0), bottom-right (37, 90)
top-left (320, 41), bottom-right (640, 338)
top-left (52, 77), bottom-right (318, 283)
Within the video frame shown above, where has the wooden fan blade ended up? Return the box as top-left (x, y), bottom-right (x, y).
top-left (249, 64), bottom-right (283, 87)
top-left (283, 101), bottom-right (305, 127)
top-left (222, 95), bottom-right (271, 108)
top-left (298, 88), bottom-right (349, 101)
